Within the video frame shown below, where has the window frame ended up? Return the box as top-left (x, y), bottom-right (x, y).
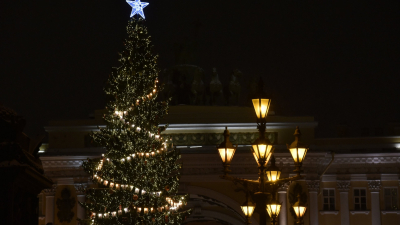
top-left (322, 188), bottom-right (336, 211)
top-left (383, 187), bottom-right (399, 210)
top-left (353, 187), bottom-right (367, 211)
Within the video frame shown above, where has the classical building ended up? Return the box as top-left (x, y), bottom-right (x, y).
top-left (38, 106), bottom-right (400, 225)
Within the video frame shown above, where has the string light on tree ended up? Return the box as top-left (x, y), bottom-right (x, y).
top-left (78, 12), bottom-right (190, 225)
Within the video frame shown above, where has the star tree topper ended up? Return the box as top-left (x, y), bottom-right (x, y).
top-left (126, 0), bottom-right (149, 18)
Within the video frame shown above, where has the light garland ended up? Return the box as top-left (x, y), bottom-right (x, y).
top-left (91, 202), bottom-right (184, 220)
top-left (96, 142), bottom-right (168, 167)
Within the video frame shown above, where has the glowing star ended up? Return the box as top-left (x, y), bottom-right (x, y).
top-left (126, 0), bottom-right (149, 18)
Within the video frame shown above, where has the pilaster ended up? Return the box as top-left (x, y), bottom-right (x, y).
top-left (75, 183), bottom-right (87, 220)
top-left (337, 181), bottom-right (351, 225)
top-left (306, 180), bottom-right (320, 225)
top-left (368, 180), bottom-right (381, 225)
top-left (278, 182), bottom-right (290, 225)
top-left (43, 184), bottom-right (57, 225)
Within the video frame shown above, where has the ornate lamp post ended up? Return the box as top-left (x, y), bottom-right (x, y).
top-left (217, 98), bottom-right (308, 225)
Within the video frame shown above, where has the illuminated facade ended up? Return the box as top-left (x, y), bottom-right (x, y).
top-left (38, 106), bottom-right (400, 225)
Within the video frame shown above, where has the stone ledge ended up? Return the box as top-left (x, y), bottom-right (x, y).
top-left (319, 210), bottom-right (339, 215)
top-left (381, 210), bottom-right (400, 215)
top-left (350, 210), bottom-right (370, 215)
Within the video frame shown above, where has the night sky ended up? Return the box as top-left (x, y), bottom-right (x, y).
top-left (1, 0), bottom-right (399, 138)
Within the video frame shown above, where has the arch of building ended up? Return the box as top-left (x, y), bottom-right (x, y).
top-left (183, 185), bottom-right (259, 225)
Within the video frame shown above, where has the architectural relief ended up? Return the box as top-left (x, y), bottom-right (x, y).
top-left (305, 180), bottom-right (320, 192)
top-left (337, 180), bottom-right (351, 192)
top-left (367, 180), bottom-right (381, 192)
top-left (167, 132), bottom-right (277, 146)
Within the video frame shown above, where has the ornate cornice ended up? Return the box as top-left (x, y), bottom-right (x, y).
top-left (306, 180), bottom-right (320, 192)
top-left (337, 180), bottom-right (351, 192)
top-left (333, 156), bottom-right (400, 165)
top-left (367, 180), bottom-right (381, 192)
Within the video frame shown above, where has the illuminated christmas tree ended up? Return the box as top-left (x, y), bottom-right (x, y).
top-left (79, 17), bottom-right (190, 225)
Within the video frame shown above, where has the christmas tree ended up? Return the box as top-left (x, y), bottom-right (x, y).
top-left (80, 17), bottom-right (190, 225)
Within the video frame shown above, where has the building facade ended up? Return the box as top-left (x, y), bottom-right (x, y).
top-left (39, 106), bottom-right (400, 225)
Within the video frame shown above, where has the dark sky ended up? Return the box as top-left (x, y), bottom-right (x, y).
top-left (1, 0), bottom-right (399, 138)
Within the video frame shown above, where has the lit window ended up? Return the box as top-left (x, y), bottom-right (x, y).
top-left (323, 189), bottom-right (335, 210)
top-left (384, 188), bottom-right (398, 210)
top-left (354, 188), bottom-right (367, 210)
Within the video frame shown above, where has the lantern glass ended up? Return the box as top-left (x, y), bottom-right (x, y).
top-left (252, 98), bottom-right (271, 119)
top-left (218, 147), bottom-right (236, 163)
top-left (253, 152), bottom-right (272, 166)
top-left (266, 170), bottom-right (281, 182)
top-left (293, 205), bottom-right (307, 218)
top-left (252, 144), bottom-right (273, 162)
top-left (241, 205), bottom-right (255, 217)
top-left (289, 147), bottom-right (307, 163)
top-left (266, 203), bottom-right (281, 217)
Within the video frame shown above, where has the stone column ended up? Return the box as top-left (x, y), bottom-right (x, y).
top-left (44, 184), bottom-right (57, 224)
top-left (337, 181), bottom-right (351, 225)
top-left (75, 184), bottom-right (88, 220)
top-left (306, 180), bottom-right (320, 225)
top-left (368, 180), bottom-right (381, 225)
top-left (278, 182), bottom-right (290, 225)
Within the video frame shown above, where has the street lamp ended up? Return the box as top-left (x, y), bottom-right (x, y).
top-left (287, 126), bottom-right (308, 175)
top-left (266, 197), bottom-right (281, 225)
top-left (292, 194), bottom-right (307, 225)
top-left (241, 198), bottom-right (256, 225)
top-left (218, 98), bottom-right (308, 225)
top-left (217, 127), bottom-right (237, 175)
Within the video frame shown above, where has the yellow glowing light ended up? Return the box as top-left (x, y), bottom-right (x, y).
top-left (289, 148), bottom-right (307, 163)
top-left (252, 144), bottom-right (273, 162)
top-left (267, 202), bottom-right (281, 217)
top-left (293, 205), bottom-right (307, 218)
top-left (266, 170), bottom-right (281, 182)
top-left (218, 148), bottom-right (235, 163)
top-left (252, 98), bottom-right (271, 119)
top-left (241, 203), bottom-right (255, 217)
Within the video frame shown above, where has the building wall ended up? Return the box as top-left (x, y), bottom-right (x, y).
top-left (39, 110), bottom-right (400, 225)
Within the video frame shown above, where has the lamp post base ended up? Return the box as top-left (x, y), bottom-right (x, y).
top-left (253, 192), bottom-right (268, 225)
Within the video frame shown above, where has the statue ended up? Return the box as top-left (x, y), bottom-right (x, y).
top-left (209, 68), bottom-right (223, 105)
top-left (228, 69), bottom-right (242, 105)
top-left (191, 68), bottom-right (205, 105)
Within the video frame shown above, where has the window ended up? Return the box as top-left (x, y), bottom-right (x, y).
top-left (323, 189), bottom-right (335, 210)
top-left (384, 188), bottom-right (398, 210)
top-left (354, 188), bottom-right (367, 210)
